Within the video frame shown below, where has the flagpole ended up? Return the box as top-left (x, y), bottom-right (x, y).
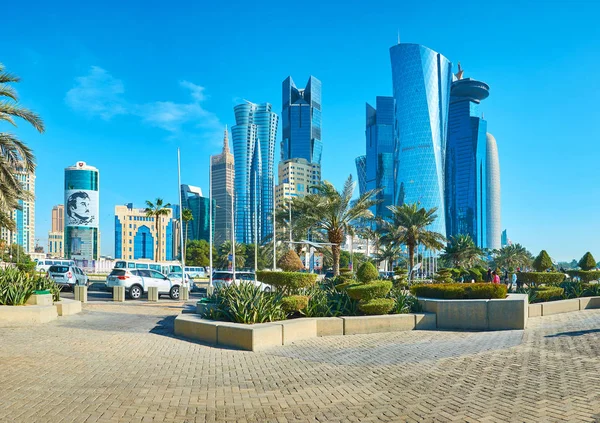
top-left (177, 149), bottom-right (186, 291)
top-left (231, 179), bottom-right (236, 282)
top-left (209, 158), bottom-right (213, 291)
top-left (272, 183), bottom-right (276, 271)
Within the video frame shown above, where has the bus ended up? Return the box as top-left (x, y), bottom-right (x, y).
top-left (113, 260), bottom-right (182, 275)
top-left (184, 266), bottom-right (206, 278)
top-left (36, 259), bottom-right (75, 273)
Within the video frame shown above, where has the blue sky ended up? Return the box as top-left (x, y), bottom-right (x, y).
top-left (3, 0), bottom-right (600, 261)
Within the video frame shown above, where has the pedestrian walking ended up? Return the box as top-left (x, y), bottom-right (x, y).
top-left (486, 268), bottom-right (492, 282)
top-left (492, 271), bottom-right (501, 284)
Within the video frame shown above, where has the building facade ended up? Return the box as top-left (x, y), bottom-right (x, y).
top-left (445, 67), bottom-right (490, 247)
top-left (180, 184), bottom-right (213, 243)
top-left (275, 158), bottom-right (321, 208)
top-left (114, 203), bottom-right (174, 261)
top-left (281, 76), bottom-right (322, 166)
top-left (486, 132), bottom-right (501, 250)
top-left (0, 165), bottom-right (35, 254)
top-left (231, 102), bottom-right (278, 244)
top-left (47, 205), bottom-right (65, 257)
top-left (64, 161), bottom-right (99, 262)
top-left (210, 127), bottom-right (235, 246)
top-left (390, 43), bottom-right (452, 237)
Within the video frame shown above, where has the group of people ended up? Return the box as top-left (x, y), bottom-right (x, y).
top-left (487, 267), bottom-right (519, 290)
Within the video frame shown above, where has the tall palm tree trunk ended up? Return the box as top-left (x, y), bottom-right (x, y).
top-left (155, 218), bottom-right (160, 262)
top-left (408, 243), bottom-right (415, 281)
top-left (332, 243), bottom-right (341, 276)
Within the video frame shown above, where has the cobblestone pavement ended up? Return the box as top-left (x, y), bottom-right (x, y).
top-left (1, 303), bottom-right (599, 423)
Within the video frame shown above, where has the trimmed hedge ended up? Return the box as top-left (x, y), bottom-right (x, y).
top-left (335, 282), bottom-right (359, 291)
top-left (281, 295), bottom-right (309, 313)
top-left (566, 270), bottom-right (600, 283)
top-left (256, 271), bottom-right (317, 292)
top-left (532, 286), bottom-right (564, 302)
top-left (356, 262), bottom-right (379, 283)
top-left (346, 280), bottom-right (393, 301)
top-left (410, 283), bottom-right (507, 299)
top-left (358, 298), bottom-right (395, 315)
top-left (277, 250), bottom-right (304, 272)
top-left (518, 272), bottom-right (565, 285)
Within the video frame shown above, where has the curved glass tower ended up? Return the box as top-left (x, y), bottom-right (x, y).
top-left (64, 161), bottom-right (99, 262)
top-left (486, 133), bottom-right (501, 250)
top-left (390, 43), bottom-right (452, 236)
top-left (231, 102), bottom-right (278, 244)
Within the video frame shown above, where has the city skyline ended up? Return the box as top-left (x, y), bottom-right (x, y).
top-left (3, 0), bottom-right (600, 260)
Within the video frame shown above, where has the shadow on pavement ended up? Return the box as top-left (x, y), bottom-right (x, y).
top-left (546, 328), bottom-right (600, 338)
top-left (149, 315), bottom-right (177, 338)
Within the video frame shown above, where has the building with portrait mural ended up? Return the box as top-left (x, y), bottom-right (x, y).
top-left (64, 161), bottom-right (99, 262)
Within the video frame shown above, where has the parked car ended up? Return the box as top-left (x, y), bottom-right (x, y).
top-left (167, 272), bottom-right (194, 291)
top-left (47, 265), bottom-right (89, 291)
top-left (211, 271), bottom-right (271, 292)
top-left (106, 268), bottom-right (183, 300)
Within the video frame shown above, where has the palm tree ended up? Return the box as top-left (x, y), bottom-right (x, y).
top-left (0, 63), bottom-right (44, 230)
top-left (182, 208), bottom-right (193, 259)
top-left (492, 244), bottom-right (532, 270)
top-left (381, 203), bottom-right (446, 280)
top-left (144, 198), bottom-right (172, 262)
top-left (375, 243), bottom-right (402, 271)
top-left (293, 175), bottom-right (380, 276)
top-left (357, 225), bottom-right (379, 258)
top-left (216, 241), bottom-right (246, 269)
top-left (441, 234), bottom-right (484, 268)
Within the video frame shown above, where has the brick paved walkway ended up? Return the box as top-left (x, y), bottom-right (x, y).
top-left (0, 303), bottom-right (599, 422)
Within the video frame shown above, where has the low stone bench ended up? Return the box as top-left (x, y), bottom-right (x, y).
top-left (342, 313), bottom-right (435, 335)
top-left (528, 296), bottom-right (600, 317)
top-left (55, 298), bottom-right (82, 316)
top-left (0, 305), bottom-right (58, 327)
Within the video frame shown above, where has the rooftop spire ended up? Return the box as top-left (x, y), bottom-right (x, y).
top-left (397, 29), bottom-right (400, 44)
top-left (455, 62), bottom-right (464, 80)
top-left (222, 125), bottom-right (230, 153)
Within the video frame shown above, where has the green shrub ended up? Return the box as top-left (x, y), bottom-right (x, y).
top-left (346, 280), bottom-right (393, 301)
top-left (281, 295), bottom-right (309, 313)
top-left (410, 283), bottom-right (507, 299)
top-left (518, 272), bottom-right (565, 285)
top-left (358, 298), bottom-right (395, 315)
top-left (303, 283), bottom-right (359, 317)
top-left (356, 262), bottom-right (379, 283)
top-left (277, 250), bottom-right (304, 272)
top-left (0, 267), bottom-right (36, 305)
top-left (467, 268), bottom-right (483, 282)
top-left (532, 286), bottom-right (564, 302)
top-left (532, 250), bottom-right (553, 272)
top-left (578, 252), bottom-right (597, 271)
top-left (433, 268), bottom-right (453, 283)
top-left (335, 281), bottom-right (359, 291)
top-left (389, 288), bottom-right (422, 314)
top-left (256, 271), bottom-right (317, 293)
top-left (34, 275), bottom-right (61, 302)
top-left (566, 270), bottom-right (600, 283)
top-left (202, 282), bottom-right (286, 324)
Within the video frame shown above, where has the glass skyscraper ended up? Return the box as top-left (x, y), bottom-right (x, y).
top-left (390, 43), bottom-right (452, 236)
top-left (180, 184), bottom-right (213, 243)
top-left (445, 68), bottom-right (490, 247)
top-left (355, 155), bottom-right (367, 196)
top-left (486, 132), bottom-right (501, 250)
top-left (0, 164), bottom-right (35, 254)
top-left (281, 76), bottom-right (322, 166)
top-left (210, 127), bottom-right (235, 246)
top-left (232, 102), bottom-right (278, 244)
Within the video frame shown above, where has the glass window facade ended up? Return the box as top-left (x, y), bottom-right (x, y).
top-left (133, 225), bottom-right (154, 259)
top-left (390, 44), bottom-right (452, 236)
top-left (355, 155), bottom-right (367, 196)
top-left (180, 185), bottom-right (214, 243)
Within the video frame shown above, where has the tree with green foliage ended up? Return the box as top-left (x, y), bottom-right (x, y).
top-left (441, 234), bottom-right (483, 268)
top-left (244, 243), bottom-right (272, 270)
top-left (185, 240), bottom-right (216, 267)
top-left (144, 198), bottom-right (171, 262)
top-left (356, 261), bottom-right (379, 283)
top-left (1, 243), bottom-right (35, 272)
top-left (0, 63), bottom-right (44, 231)
top-left (216, 241), bottom-right (246, 269)
top-left (277, 249), bottom-right (304, 271)
top-left (532, 250), bottom-right (553, 272)
top-left (491, 244), bottom-right (532, 270)
top-left (578, 252), bottom-right (597, 271)
top-left (181, 208), bottom-right (193, 258)
top-left (380, 203), bottom-right (446, 280)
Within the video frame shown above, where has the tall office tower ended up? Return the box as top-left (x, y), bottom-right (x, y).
top-left (445, 65), bottom-right (490, 247)
top-left (180, 184), bottom-right (213, 243)
top-left (355, 155), bottom-right (367, 196)
top-left (231, 102), bottom-right (278, 244)
top-left (0, 164), bottom-right (35, 253)
top-left (501, 229), bottom-right (508, 248)
top-left (365, 96), bottom-right (395, 220)
top-left (114, 203), bottom-right (174, 261)
top-left (48, 205), bottom-right (65, 257)
top-left (64, 161), bottom-right (99, 262)
top-left (486, 133), bottom-right (501, 250)
top-left (274, 158), bottom-right (321, 208)
top-left (281, 76), bottom-right (322, 166)
top-left (210, 127), bottom-right (235, 246)
top-left (390, 43), bottom-right (452, 237)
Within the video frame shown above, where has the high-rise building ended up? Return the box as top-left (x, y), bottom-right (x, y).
top-left (486, 133), bottom-right (501, 250)
top-left (48, 205), bottom-right (65, 257)
top-left (275, 158), bottom-right (321, 208)
top-left (114, 203), bottom-right (174, 261)
top-left (231, 102), bottom-right (278, 244)
top-left (365, 96), bottom-right (395, 219)
top-left (210, 127), bottom-right (235, 246)
top-left (390, 43), bottom-right (452, 236)
top-left (64, 161), bottom-right (99, 262)
top-left (501, 229), bottom-right (508, 248)
top-left (445, 66), bottom-right (490, 247)
top-left (0, 164), bottom-right (35, 254)
top-left (355, 155), bottom-right (367, 196)
top-left (281, 76), bottom-right (322, 166)
top-left (180, 184), bottom-right (213, 243)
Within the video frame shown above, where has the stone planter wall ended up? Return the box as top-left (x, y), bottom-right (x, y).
top-left (528, 296), bottom-right (600, 317)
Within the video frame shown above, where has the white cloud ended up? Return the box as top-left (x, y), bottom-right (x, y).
top-left (65, 67), bottom-right (223, 138)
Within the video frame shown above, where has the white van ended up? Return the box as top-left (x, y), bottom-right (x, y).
top-left (36, 259), bottom-right (75, 273)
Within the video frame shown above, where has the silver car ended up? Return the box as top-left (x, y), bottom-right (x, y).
top-left (48, 265), bottom-right (89, 291)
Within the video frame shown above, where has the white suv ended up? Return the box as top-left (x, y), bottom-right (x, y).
top-left (106, 269), bottom-right (185, 300)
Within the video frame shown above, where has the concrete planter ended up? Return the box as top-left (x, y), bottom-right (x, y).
top-left (0, 305), bottom-right (58, 327)
top-left (196, 301), bottom-right (217, 315)
top-left (55, 299), bottom-right (82, 316)
top-left (418, 294), bottom-right (528, 330)
top-left (527, 296), bottom-right (600, 317)
top-left (26, 293), bottom-right (53, 306)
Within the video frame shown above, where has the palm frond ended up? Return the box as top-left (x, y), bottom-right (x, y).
top-left (0, 101), bottom-right (44, 132)
top-left (0, 84), bottom-right (18, 102)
